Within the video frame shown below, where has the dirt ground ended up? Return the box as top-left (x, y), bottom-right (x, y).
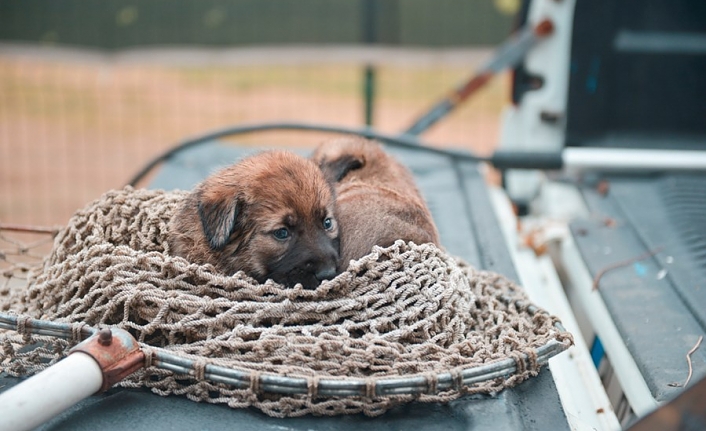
top-left (0, 47), bottom-right (507, 227)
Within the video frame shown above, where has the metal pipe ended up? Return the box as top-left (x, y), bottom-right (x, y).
top-left (563, 147), bottom-right (706, 172)
top-left (0, 311), bottom-right (571, 400)
top-left (0, 352), bottom-right (103, 431)
top-left (0, 328), bottom-right (144, 430)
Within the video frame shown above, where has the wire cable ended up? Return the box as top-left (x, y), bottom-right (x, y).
top-left (127, 122), bottom-right (490, 187)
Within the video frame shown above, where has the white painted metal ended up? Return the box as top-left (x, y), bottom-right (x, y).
top-left (0, 352), bottom-right (103, 431)
top-left (559, 235), bottom-right (659, 417)
top-left (489, 186), bottom-right (621, 431)
top-left (517, 171), bottom-right (659, 422)
top-left (499, 0), bottom-right (577, 203)
top-left (563, 147), bottom-right (706, 172)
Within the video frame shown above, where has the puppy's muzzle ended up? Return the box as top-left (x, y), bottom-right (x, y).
top-left (313, 263), bottom-right (337, 282)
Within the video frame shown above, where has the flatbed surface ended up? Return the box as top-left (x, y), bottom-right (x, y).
top-left (1, 142), bottom-right (569, 430)
top-left (570, 173), bottom-right (706, 402)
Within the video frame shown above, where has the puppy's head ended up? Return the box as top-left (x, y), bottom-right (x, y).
top-left (311, 137), bottom-right (416, 187)
top-left (310, 137), bottom-right (367, 183)
top-left (310, 136), bottom-right (441, 268)
top-left (173, 150), bottom-right (340, 289)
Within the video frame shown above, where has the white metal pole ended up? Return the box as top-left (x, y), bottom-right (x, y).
top-left (563, 147), bottom-right (706, 172)
top-left (0, 352), bottom-right (103, 431)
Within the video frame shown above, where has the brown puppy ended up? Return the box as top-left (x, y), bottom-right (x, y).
top-left (168, 150), bottom-right (340, 289)
top-left (311, 137), bottom-right (440, 271)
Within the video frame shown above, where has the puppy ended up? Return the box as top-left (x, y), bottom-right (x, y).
top-left (168, 150), bottom-right (340, 289)
top-left (311, 137), bottom-right (440, 271)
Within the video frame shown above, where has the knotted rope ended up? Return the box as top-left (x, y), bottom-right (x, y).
top-left (0, 187), bottom-right (572, 417)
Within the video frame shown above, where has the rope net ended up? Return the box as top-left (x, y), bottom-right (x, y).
top-left (1, 187), bottom-right (573, 417)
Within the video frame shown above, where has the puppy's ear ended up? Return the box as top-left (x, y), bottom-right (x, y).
top-left (197, 190), bottom-right (240, 251)
top-left (319, 154), bottom-right (364, 183)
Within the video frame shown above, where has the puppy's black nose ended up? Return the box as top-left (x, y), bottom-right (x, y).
top-left (315, 265), bottom-right (337, 282)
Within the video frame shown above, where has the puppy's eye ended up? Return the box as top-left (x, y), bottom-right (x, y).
top-left (323, 217), bottom-right (333, 230)
top-left (273, 228), bottom-right (290, 240)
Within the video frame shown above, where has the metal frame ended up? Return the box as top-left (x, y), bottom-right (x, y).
top-left (0, 309), bottom-right (569, 398)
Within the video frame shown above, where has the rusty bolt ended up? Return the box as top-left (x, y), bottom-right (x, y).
top-left (535, 19), bottom-right (554, 37)
top-left (98, 328), bottom-right (113, 346)
top-left (70, 327), bottom-right (145, 392)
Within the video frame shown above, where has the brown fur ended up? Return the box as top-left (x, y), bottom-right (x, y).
top-left (311, 137), bottom-right (440, 271)
top-left (168, 150), bottom-right (340, 289)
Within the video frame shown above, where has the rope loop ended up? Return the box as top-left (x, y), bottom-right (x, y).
top-left (425, 372), bottom-right (438, 395)
top-left (193, 360), bottom-right (206, 381)
top-left (510, 351), bottom-right (526, 375)
top-left (307, 376), bottom-right (320, 399)
top-left (526, 349), bottom-right (539, 373)
top-left (249, 371), bottom-right (261, 395)
top-left (451, 368), bottom-right (464, 392)
top-left (17, 315), bottom-right (32, 343)
top-left (70, 322), bottom-right (85, 344)
top-left (365, 378), bottom-right (377, 399)
top-left (143, 347), bottom-right (154, 368)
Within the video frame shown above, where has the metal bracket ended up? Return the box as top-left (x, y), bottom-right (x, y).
top-left (69, 328), bottom-right (145, 392)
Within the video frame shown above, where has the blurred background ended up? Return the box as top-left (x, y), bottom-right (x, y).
top-left (0, 0), bottom-right (519, 226)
